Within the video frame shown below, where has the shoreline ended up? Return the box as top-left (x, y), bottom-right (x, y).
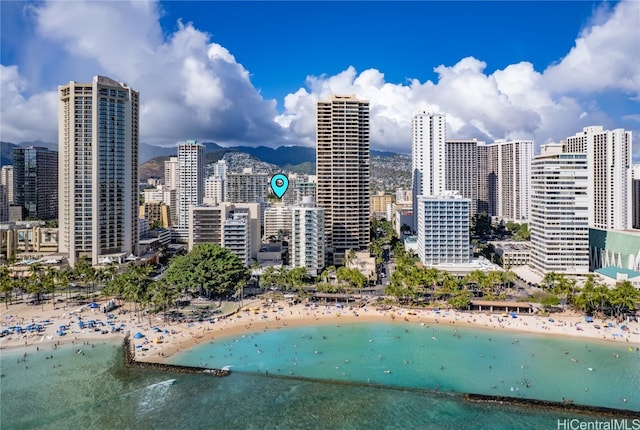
top-left (2, 299), bottom-right (639, 417)
top-left (2, 299), bottom-right (639, 362)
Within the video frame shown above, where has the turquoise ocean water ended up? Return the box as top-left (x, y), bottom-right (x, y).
top-left (1, 322), bottom-right (638, 430)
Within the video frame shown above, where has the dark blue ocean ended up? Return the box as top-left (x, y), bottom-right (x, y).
top-left (1, 322), bottom-right (638, 429)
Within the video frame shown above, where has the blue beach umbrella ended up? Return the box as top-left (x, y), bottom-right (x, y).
top-left (133, 332), bottom-right (145, 339)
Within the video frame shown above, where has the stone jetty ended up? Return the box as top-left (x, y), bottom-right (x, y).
top-left (122, 334), bottom-right (230, 377)
top-left (464, 393), bottom-right (640, 419)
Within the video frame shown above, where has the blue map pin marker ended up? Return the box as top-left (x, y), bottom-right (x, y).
top-left (270, 173), bottom-right (289, 199)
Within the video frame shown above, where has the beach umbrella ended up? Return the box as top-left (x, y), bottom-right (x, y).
top-left (584, 316), bottom-right (594, 323)
top-left (133, 332), bottom-right (144, 339)
top-left (548, 318), bottom-right (555, 322)
top-left (88, 303), bottom-right (99, 309)
top-left (510, 312), bottom-right (517, 318)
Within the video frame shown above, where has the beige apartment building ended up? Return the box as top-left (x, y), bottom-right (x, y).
top-left (188, 202), bottom-right (261, 262)
top-left (58, 76), bottom-right (139, 266)
top-left (316, 94), bottom-right (370, 265)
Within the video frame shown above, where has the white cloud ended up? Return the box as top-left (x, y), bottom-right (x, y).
top-left (278, 1), bottom-right (639, 154)
top-left (543, 0), bottom-right (640, 97)
top-left (0, 65), bottom-right (57, 143)
top-left (2, 0), bottom-right (283, 148)
top-left (0, 0), bottom-right (637, 161)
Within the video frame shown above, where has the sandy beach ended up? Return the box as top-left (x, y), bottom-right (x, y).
top-left (1, 298), bottom-right (639, 364)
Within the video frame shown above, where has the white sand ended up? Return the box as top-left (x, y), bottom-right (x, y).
top-left (2, 299), bottom-right (638, 364)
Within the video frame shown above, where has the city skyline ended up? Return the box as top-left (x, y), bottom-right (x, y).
top-left (1, 1), bottom-right (638, 160)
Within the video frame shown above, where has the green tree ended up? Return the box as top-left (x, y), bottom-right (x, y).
top-left (0, 266), bottom-right (14, 309)
top-left (149, 279), bottom-right (179, 322)
top-left (287, 266), bottom-right (309, 292)
top-left (575, 275), bottom-right (599, 314)
top-left (448, 291), bottom-right (472, 309)
top-left (514, 223), bottom-right (530, 240)
top-left (608, 281), bottom-right (640, 318)
top-left (344, 249), bottom-right (357, 267)
top-left (471, 212), bottom-right (492, 238)
top-left (164, 244), bottom-right (249, 301)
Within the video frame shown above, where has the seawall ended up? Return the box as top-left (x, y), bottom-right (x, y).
top-left (464, 393), bottom-right (640, 419)
top-left (122, 334), bottom-right (230, 377)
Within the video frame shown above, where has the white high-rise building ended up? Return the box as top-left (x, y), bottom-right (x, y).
top-left (263, 204), bottom-right (292, 241)
top-left (58, 76), bottom-right (139, 266)
top-left (0, 166), bottom-right (13, 223)
top-left (291, 197), bottom-right (326, 276)
top-left (529, 144), bottom-right (589, 274)
top-left (633, 164), bottom-right (640, 230)
top-left (412, 112), bottom-right (446, 227)
top-left (316, 94), bottom-right (370, 265)
top-left (223, 210), bottom-right (251, 264)
top-left (416, 192), bottom-right (471, 265)
top-left (1, 166), bottom-right (13, 204)
top-left (177, 141), bottom-right (205, 229)
top-left (212, 159), bottom-right (228, 179)
top-left (564, 126), bottom-right (633, 230)
top-left (164, 157), bottom-right (179, 190)
top-left (204, 176), bottom-right (224, 205)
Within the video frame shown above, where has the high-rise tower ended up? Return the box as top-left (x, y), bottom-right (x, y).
top-left (564, 126), bottom-right (633, 230)
top-left (12, 146), bottom-right (58, 220)
top-left (411, 113), bottom-right (446, 227)
top-left (58, 76), bottom-right (139, 266)
top-left (530, 144), bottom-right (589, 274)
top-left (316, 94), bottom-right (370, 265)
top-left (177, 140), bottom-right (205, 229)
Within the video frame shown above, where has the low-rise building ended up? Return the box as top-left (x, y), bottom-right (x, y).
top-left (492, 241), bottom-right (531, 268)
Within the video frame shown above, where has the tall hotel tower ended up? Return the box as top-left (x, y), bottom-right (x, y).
top-left (477, 140), bottom-right (533, 221)
top-left (412, 112), bottom-right (446, 227)
top-left (178, 140), bottom-right (205, 229)
top-left (316, 94), bottom-right (370, 265)
top-left (58, 76), bottom-right (139, 266)
top-left (564, 126), bottom-right (633, 230)
top-left (530, 144), bottom-right (589, 274)
top-left (445, 139), bottom-right (478, 216)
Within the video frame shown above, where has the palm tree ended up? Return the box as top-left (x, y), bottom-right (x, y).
top-left (344, 249), bottom-right (357, 267)
top-left (25, 262), bottom-right (46, 307)
top-left (41, 267), bottom-right (56, 310)
top-left (422, 267), bottom-right (444, 301)
top-left (0, 266), bottom-right (14, 309)
top-left (150, 279), bottom-right (178, 322)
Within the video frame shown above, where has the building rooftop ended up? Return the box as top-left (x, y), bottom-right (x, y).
top-left (595, 266), bottom-right (640, 280)
top-left (493, 241), bottom-right (531, 251)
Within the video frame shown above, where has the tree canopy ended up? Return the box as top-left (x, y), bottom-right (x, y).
top-left (164, 243), bottom-right (249, 299)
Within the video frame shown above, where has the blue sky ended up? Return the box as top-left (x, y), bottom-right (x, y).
top-left (1, 0), bottom-right (639, 160)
